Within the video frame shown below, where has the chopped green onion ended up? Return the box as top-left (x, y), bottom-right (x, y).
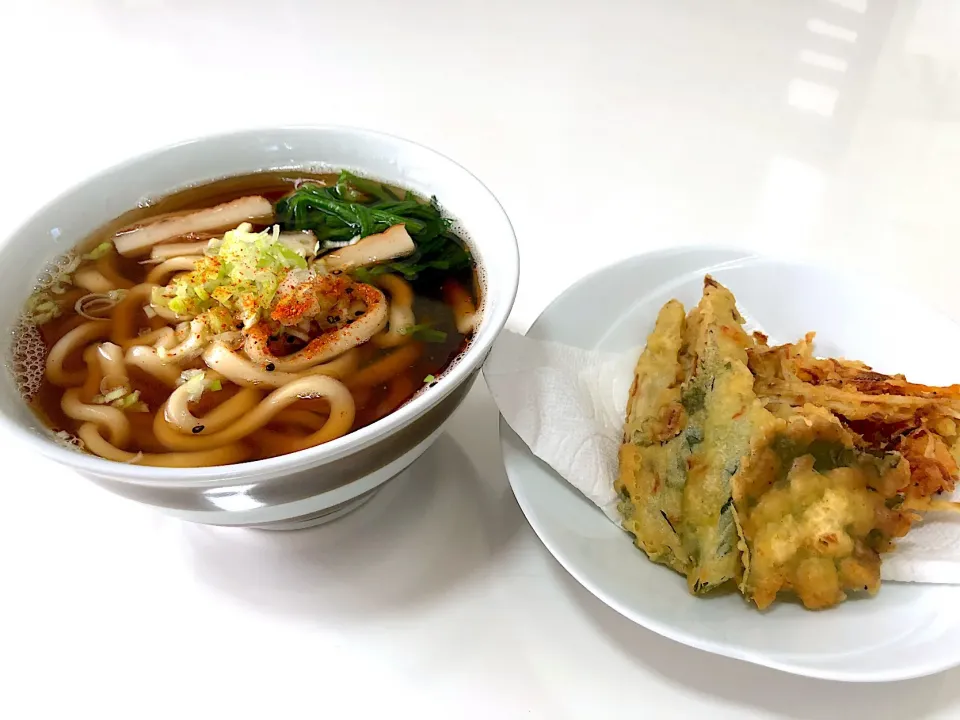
top-left (24, 292), bottom-right (61, 325)
top-left (178, 369), bottom-right (214, 403)
top-left (423, 374), bottom-right (436, 384)
top-left (101, 387), bottom-right (127, 404)
top-left (153, 223), bottom-right (307, 327)
top-left (114, 390), bottom-right (142, 409)
top-left (399, 323), bottom-right (447, 343)
top-left (93, 387), bottom-right (143, 412)
top-left (82, 242), bottom-right (113, 260)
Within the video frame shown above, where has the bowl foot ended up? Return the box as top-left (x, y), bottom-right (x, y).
top-left (249, 486), bottom-right (381, 531)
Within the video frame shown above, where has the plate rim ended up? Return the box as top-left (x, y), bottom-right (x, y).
top-left (497, 246), bottom-right (960, 683)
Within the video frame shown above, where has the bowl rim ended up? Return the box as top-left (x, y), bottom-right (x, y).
top-left (0, 124), bottom-right (519, 486)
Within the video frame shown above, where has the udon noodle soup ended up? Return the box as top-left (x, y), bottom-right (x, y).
top-left (13, 172), bottom-right (479, 467)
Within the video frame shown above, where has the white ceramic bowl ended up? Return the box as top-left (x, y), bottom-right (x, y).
top-left (0, 127), bottom-right (519, 529)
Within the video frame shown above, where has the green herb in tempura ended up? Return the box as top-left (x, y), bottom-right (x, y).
top-left (274, 171), bottom-right (472, 282)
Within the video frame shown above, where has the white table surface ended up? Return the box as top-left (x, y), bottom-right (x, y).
top-left (2, 0), bottom-right (960, 717)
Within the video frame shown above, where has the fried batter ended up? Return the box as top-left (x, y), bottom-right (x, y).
top-left (749, 333), bottom-right (960, 505)
top-left (618, 300), bottom-right (690, 575)
top-left (617, 277), bottom-right (778, 595)
top-left (680, 278), bottom-right (779, 593)
top-left (733, 405), bottom-right (915, 610)
top-left (617, 278), bottom-right (960, 611)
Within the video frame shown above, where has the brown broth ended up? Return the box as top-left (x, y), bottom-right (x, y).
top-left (24, 172), bottom-right (477, 465)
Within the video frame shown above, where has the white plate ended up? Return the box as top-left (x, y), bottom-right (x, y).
top-left (499, 248), bottom-right (960, 682)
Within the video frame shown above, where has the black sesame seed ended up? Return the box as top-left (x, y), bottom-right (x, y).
top-left (428, 382), bottom-right (438, 388)
top-left (266, 363), bottom-right (276, 372)
top-left (354, 310), bottom-right (363, 317)
top-left (192, 425), bottom-right (205, 434)
top-left (345, 287), bottom-right (353, 294)
top-left (235, 323), bottom-right (243, 330)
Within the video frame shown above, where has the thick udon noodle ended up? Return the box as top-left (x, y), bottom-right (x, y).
top-left (15, 172), bottom-right (479, 467)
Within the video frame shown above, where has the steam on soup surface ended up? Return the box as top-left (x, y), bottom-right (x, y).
top-left (14, 172), bottom-right (479, 467)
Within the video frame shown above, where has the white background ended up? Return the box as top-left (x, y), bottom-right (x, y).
top-left (2, 0), bottom-right (960, 718)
